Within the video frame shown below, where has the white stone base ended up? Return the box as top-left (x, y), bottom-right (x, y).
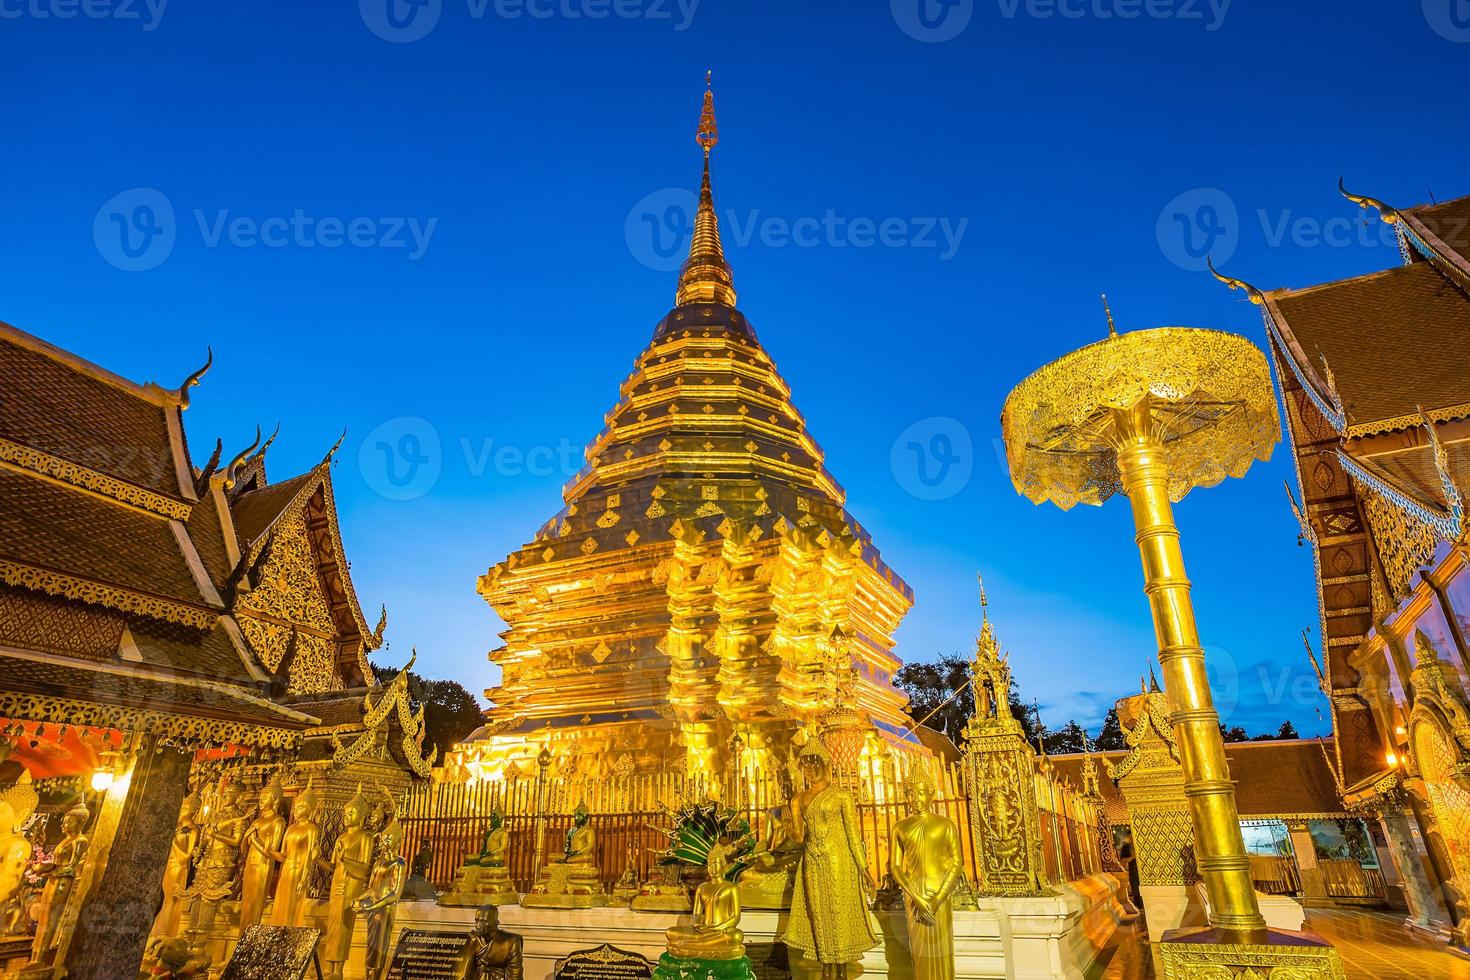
top-left (375, 874), bottom-right (1124, 980)
top-left (1139, 885), bottom-right (1201, 943)
top-left (1190, 883), bottom-right (1306, 933)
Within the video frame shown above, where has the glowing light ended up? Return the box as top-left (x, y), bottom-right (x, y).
top-left (90, 769), bottom-right (114, 792)
top-left (1386, 752), bottom-right (1400, 767)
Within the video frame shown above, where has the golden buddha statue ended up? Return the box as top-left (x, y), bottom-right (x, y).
top-left (738, 771), bottom-right (801, 910)
top-left (152, 791), bottom-right (202, 939)
top-left (664, 843), bottom-right (746, 961)
top-left (610, 847), bottom-right (641, 907)
top-left (631, 862), bottom-right (691, 912)
top-left (454, 904), bottom-right (524, 980)
top-left (523, 801), bottom-right (604, 908)
top-left (780, 738), bottom-right (877, 980)
top-left (356, 811), bottom-right (407, 980)
top-left (889, 768), bottom-right (962, 980)
top-left (322, 788), bottom-right (375, 980)
top-left (237, 777), bottom-right (287, 932)
top-left (0, 773), bottom-right (39, 937)
top-left (30, 800), bottom-right (90, 960)
top-left (441, 810), bottom-right (519, 907)
top-left (190, 779), bottom-right (248, 933)
top-left (270, 781), bottom-right (323, 928)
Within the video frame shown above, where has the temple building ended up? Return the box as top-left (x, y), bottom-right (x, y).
top-left (1214, 187), bottom-right (1470, 943)
top-left (0, 322), bottom-right (430, 977)
top-left (463, 81), bottom-right (928, 781)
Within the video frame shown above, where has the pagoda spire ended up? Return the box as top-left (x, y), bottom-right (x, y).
top-left (676, 71), bottom-right (737, 308)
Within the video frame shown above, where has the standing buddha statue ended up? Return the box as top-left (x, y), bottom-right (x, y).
top-left (322, 788), bottom-right (375, 980)
top-left (356, 809), bottom-right (407, 980)
top-left (780, 738), bottom-right (877, 980)
top-left (237, 777), bottom-right (287, 932)
top-left (30, 800), bottom-right (90, 960)
top-left (889, 768), bottom-right (962, 980)
top-left (270, 780), bottom-right (323, 928)
top-left (152, 791), bottom-right (202, 940)
top-left (191, 779), bottom-right (248, 933)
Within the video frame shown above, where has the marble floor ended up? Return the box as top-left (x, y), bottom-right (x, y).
top-left (1090, 908), bottom-right (1470, 979)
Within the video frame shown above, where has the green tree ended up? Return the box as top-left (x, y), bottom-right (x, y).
top-left (895, 653), bottom-right (1040, 746)
top-left (1043, 720), bottom-right (1090, 755)
top-left (1094, 707), bottom-right (1127, 751)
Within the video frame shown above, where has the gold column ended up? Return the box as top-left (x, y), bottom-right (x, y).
top-left (1113, 399), bottom-right (1264, 936)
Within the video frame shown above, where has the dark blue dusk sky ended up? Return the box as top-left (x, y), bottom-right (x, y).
top-left (4, 0), bottom-right (1466, 738)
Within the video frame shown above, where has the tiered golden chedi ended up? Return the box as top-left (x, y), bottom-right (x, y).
top-left (470, 78), bottom-right (922, 778)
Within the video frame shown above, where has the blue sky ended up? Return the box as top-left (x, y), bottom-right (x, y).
top-left (4, 0), bottom-right (1467, 738)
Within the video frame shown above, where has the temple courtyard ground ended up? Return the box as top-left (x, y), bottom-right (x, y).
top-left (1093, 909), bottom-right (1470, 979)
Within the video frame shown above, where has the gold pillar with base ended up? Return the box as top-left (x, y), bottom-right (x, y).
top-left (1002, 321), bottom-right (1345, 978)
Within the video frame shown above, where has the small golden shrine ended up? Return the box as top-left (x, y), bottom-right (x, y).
top-left (464, 77), bottom-right (927, 780)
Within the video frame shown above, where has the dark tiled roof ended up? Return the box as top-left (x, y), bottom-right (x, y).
top-left (0, 332), bottom-right (182, 498)
top-left (1270, 262), bottom-right (1470, 431)
top-left (282, 690), bottom-right (369, 729)
top-left (1051, 739), bottom-right (1345, 823)
top-left (0, 468), bottom-right (210, 611)
top-left (1409, 196), bottom-right (1470, 257)
top-left (127, 617), bottom-right (257, 684)
top-left (230, 471), bottom-right (317, 551)
top-left (1355, 437), bottom-right (1470, 515)
top-left (0, 652), bottom-right (316, 730)
top-left (185, 493), bottom-right (234, 587)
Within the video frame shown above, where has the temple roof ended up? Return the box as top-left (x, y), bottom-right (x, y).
top-left (1052, 739), bottom-right (1348, 823)
top-left (1266, 261), bottom-right (1470, 436)
top-left (1406, 195), bottom-right (1470, 262)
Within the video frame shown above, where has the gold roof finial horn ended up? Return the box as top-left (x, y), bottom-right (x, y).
top-left (1101, 294), bottom-right (1118, 339)
top-left (1339, 177), bottom-right (1399, 225)
top-left (676, 71), bottom-right (737, 308)
top-left (978, 572), bottom-right (989, 623)
top-left (1207, 256), bottom-right (1266, 306)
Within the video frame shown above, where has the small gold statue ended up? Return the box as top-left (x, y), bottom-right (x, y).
top-left (522, 801), bottom-right (604, 908)
top-left (454, 905), bottom-right (524, 980)
top-left (889, 768), bottom-right (962, 980)
top-left (0, 773), bottom-right (39, 935)
top-left (152, 790), bottom-right (202, 939)
top-left (631, 862), bottom-right (691, 912)
top-left (30, 800), bottom-right (90, 959)
top-left (356, 807), bottom-right (408, 980)
top-left (322, 788), bottom-right (375, 980)
top-left (664, 842), bottom-right (745, 960)
top-left (738, 771), bottom-right (801, 910)
top-left (269, 780), bottom-right (323, 928)
top-left (780, 738), bottom-right (877, 980)
top-left (610, 847), bottom-right (641, 907)
top-left (190, 779), bottom-right (248, 933)
top-left (237, 777), bottom-right (287, 932)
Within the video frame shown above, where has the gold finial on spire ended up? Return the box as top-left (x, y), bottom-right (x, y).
top-left (1338, 177), bottom-right (1400, 225)
top-left (1102, 294), bottom-right (1118, 339)
top-left (978, 572), bottom-right (989, 623)
top-left (676, 71), bottom-right (737, 308)
top-left (697, 70), bottom-right (718, 154)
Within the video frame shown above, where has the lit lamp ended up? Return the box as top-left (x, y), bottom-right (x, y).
top-left (1001, 318), bottom-right (1346, 977)
top-left (91, 750), bottom-right (119, 792)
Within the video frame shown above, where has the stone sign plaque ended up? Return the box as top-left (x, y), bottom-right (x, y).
top-left (745, 943), bottom-right (791, 980)
top-left (219, 925), bottom-right (321, 980)
top-left (386, 930), bottom-right (473, 980)
top-left (552, 944), bottom-right (654, 980)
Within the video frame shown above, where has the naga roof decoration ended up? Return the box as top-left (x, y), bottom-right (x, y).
top-left (324, 652), bottom-right (436, 778)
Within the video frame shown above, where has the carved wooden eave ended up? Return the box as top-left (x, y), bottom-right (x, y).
top-left (322, 661), bottom-right (437, 779)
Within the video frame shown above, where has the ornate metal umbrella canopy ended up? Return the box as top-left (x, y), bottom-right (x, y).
top-left (1002, 324), bottom-right (1279, 938)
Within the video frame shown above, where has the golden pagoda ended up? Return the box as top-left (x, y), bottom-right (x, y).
top-left (467, 77), bottom-right (925, 780)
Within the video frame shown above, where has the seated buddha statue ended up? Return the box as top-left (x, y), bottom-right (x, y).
top-left (738, 773), bottom-right (802, 910)
top-left (522, 802), bottom-right (604, 908)
top-left (664, 843), bottom-right (745, 962)
top-left (441, 811), bottom-right (518, 908)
